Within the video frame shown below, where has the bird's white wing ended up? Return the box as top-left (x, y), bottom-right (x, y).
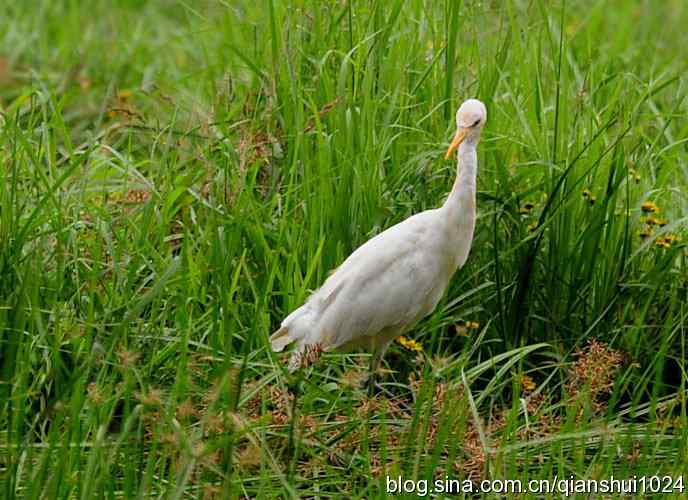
top-left (306, 209), bottom-right (455, 350)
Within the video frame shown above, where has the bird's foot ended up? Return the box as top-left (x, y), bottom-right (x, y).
top-left (364, 375), bottom-right (386, 397)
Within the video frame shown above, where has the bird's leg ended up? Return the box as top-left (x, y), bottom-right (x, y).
top-left (365, 341), bottom-right (391, 396)
top-left (366, 352), bottom-right (380, 397)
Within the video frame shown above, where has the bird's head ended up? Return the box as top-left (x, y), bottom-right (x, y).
top-left (444, 99), bottom-right (487, 160)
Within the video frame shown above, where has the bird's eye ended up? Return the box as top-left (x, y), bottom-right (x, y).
top-left (471, 119), bottom-right (481, 127)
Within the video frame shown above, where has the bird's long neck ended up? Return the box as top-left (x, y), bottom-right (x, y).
top-left (442, 140), bottom-right (477, 222)
top-left (440, 139), bottom-right (478, 270)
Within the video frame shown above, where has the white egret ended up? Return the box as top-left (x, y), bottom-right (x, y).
top-left (271, 99), bottom-right (487, 377)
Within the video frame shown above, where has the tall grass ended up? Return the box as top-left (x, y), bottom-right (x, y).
top-left (1, 0), bottom-right (687, 497)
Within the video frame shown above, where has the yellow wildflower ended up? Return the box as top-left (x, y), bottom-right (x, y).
top-left (581, 188), bottom-right (598, 205)
top-left (639, 227), bottom-right (653, 239)
top-left (527, 222), bottom-right (538, 233)
top-left (396, 336), bottom-right (423, 352)
top-left (582, 189), bottom-right (596, 205)
top-left (456, 321), bottom-right (480, 337)
top-left (641, 201), bottom-right (659, 213)
top-left (655, 234), bottom-right (680, 249)
top-left (645, 216), bottom-right (668, 227)
top-left (519, 374), bottom-right (536, 392)
top-left (519, 201), bottom-right (536, 214)
top-left (118, 89), bottom-right (133, 100)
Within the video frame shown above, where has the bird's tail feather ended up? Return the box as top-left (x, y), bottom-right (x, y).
top-left (270, 326), bottom-right (294, 352)
top-left (271, 327), bottom-right (306, 373)
top-left (272, 305), bottom-right (320, 371)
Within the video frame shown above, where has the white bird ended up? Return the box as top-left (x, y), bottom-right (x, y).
top-left (271, 99), bottom-right (487, 376)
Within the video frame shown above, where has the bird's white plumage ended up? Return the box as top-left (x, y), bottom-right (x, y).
top-left (272, 99), bottom-right (487, 372)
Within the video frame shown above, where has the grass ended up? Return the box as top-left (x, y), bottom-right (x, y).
top-left (1, 0), bottom-right (687, 497)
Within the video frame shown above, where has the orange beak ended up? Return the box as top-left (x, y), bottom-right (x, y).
top-left (444, 129), bottom-right (467, 160)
